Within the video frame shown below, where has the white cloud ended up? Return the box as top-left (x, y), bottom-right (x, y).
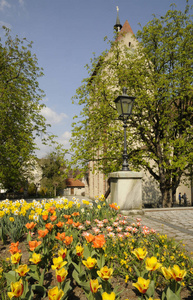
top-left (18, 0), bottom-right (24, 5)
top-left (0, 0), bottom-right (11, 11)
top-left (35, 131), bottom-right (72, 158)
top-left (58, 131), bottom-right (71, 146)
top-left (41, 106), bottom-right (68, 125)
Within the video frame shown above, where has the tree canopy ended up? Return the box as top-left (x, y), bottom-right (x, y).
top-left (0, 27), bottom-right (49, 190)
top-left (39, 149), bottom-right (68, 197)
top-left (70, 3), bottom-right (193, 207)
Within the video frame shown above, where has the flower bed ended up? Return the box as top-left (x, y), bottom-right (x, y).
top-left (0, 196), bottom-right (193, 300)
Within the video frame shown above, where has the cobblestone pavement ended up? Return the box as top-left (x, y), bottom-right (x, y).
top-left (129, 207), bottom-right (193, 254)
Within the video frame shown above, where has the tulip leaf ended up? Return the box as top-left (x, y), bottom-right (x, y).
top-left (39, 268), bottom-right (45, 286)
top-left (83, 244), bottom-right (91, 259)
top-left (166, 287), bottom-right (181, 300)
top-left (146, 280), bottom-right (155, 297)
top-left (4, 271), bottom-right (17, 285)
top-left (97, 253), bottom-right (105, 269)
top-left (28, 270), bottom-right (40, 281)
top-left (31, 284), bottom-right (46, 297)
top-left (61, 279), bottom-right (72, 294)
top-left (72, 269), bottom-right (81, 285)
top-left (133, 265), bottom-right (141, 277)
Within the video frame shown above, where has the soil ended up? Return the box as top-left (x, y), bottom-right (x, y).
top-left (0, 240), bottom-right (192, 300)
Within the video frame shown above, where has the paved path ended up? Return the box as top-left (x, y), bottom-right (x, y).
top-left (129, 207), bottom-right (193, 254)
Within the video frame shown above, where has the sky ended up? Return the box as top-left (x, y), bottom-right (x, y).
top-left (0, 0), bottom-right (189, 158)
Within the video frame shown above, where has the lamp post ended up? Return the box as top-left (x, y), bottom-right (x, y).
top-left (114, 87), bottom-right (135, 171)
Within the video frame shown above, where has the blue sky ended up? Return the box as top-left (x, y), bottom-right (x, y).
top-left (0, 0), bottom-right (188, 158)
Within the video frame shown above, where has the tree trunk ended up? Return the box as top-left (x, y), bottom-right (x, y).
top-left (161, 188), bottom-right (173, 208)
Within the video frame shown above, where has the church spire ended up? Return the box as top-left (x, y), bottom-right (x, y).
top-left (114, 6), bottom-right (122, 32)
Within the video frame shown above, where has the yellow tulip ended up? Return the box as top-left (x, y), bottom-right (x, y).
top-left (161, 266), bottom-right (173, 280)
top-left (82, 257), bottom-right (97, 269)
top-left (7, 279), bottom-right (23, 299)
top-left (132, 248), bottom-right (147, 260)
top-left (170, 264), bottom-right (187, 281)
top-left (48, 286), bottom-right (64, 300)
top-left (97, 266), bottom-right (113, 281)
top-left (76, 244), bottom-right (84, 257)
top-left (11, 252), bottom-right (22, 264)
top-left (51, 257), bottom-right (67, 270)
top-left (58, 248), bottom-right (67, 259)
top-left (29, 252), bottom-right (41, 264)
top-left (132, 277), bottom-right (150, 294)
top-left (90, 279), bottom-right (102, 293)
top-left (145, 257), bottom-right (162, 271)
top-left (56, 268), bottom-right (68, 282)
top-left (15, 264), bottom-right (30, 277)
top-left (102, 292), bottom-right (116, 300)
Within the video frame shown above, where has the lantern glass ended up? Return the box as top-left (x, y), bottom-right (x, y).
top-left (114, 89), bottom-right (135, 120)
top-left (115, 101), bottom-right (122, 116)
top-left (122, 99), bottom-right (133, 115)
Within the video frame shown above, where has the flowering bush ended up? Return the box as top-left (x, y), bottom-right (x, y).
top-left (0, 195), bottom-right (192, 299)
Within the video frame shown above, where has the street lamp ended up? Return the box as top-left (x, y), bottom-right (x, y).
top-left (114, 87), bottom-right (135, 171)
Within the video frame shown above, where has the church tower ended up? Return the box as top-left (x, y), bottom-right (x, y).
top-left (114, 6), bottom-right (122, 32)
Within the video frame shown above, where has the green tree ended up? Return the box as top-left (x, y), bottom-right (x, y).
top-left (0, 27), bottom-right (50, 190)
top-left (70, 3), bottom-right (193, 207)
top-left (39, 149), bottom-right (67, 197)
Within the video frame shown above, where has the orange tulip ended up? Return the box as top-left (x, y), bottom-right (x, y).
top-left (55, 232), bottom-right (66, 241)
top-left (38, 229), bottom-right (49, 239)
top-left (25, 222), bottom-right (37, 230)
top-left (29, 240), bottom-right (42, 251)
top-left (64, 235), bottom-right (73, 246)
top-left (50, 215), bottom-right (57, 222)
top-left (73, 222), bottom-right (81, 228)
top-left (92, 235), bottom-right (106, 248)
top-left (72, 212), bottom-right (80, 217)
top-left (63, 214), bottom-right (71, 219)
top-left (66, 218), bottom-right (73, 225)
top-left (109, 203), bottom-right (119, 210)
top-left (9, 242), bottom-right (21, 255)
top-left (56, 221), bottom-right (64, 228)
top-left (48, 206), bottom-right (56, 214)
top-left (45, 223), bottom-right (54, 231)
top-left (84, 233), bottom-right (95, 243)
top-left (42, 215), bottom-right (48, 221)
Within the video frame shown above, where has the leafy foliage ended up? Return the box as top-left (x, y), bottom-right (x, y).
top-left (70, 3), bottom-right (193, 206)
top-left (0, 27), bottom-right (50, 190)
top-left (39, 149), bottom-right (67, 197)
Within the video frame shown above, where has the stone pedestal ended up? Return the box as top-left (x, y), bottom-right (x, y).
top-left (109, 171), bottom-right (144, 215)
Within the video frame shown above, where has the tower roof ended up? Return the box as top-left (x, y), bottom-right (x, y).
top-left (116, 20), bottom-right (134, 41)
top-left (120, 20), bottom-right (134, 35)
